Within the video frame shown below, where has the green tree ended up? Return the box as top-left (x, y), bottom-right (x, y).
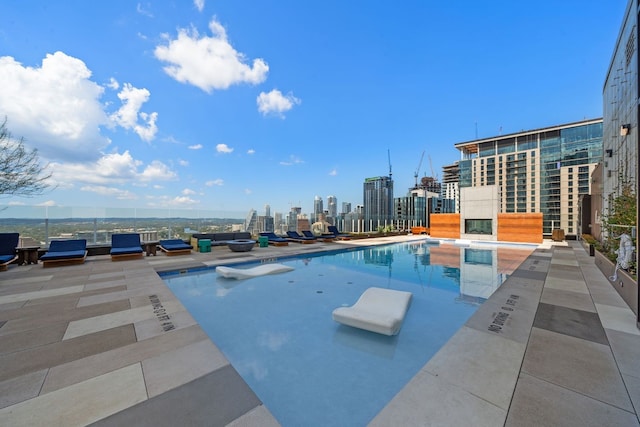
top-left (0, 118), bottom-right (51, 197)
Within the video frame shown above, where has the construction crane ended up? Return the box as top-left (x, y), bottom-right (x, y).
top-left (414, 151), bottom-right (425, 188)
top-left (428, 155), bottom-right (437, 180)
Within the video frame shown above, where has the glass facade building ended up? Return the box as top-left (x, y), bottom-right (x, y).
top-left (363, 176), bottom-right (394, 231)
top-left (455, 119), bottom-right (603, 236)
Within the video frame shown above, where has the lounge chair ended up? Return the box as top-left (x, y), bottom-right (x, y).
top-left (0, 233), bottom-right (19, 271)
top-left (259, 232), bottom-right (289, 246)
top-left (159, 239), bottom-right (193, 255)
top-left (332, 287), bottom-right (412, 336)
top-left (302, 230), bottom-right (334, 242)
top-left (110, 233), bottom-right (143, 261)
top-left (286, 231), bottom-right (316, 244)
top-left (327, 225), bottom-right (351, 240)
top-left (40, 239), bottom-right (87, 268)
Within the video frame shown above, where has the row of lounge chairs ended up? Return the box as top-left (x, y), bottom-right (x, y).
top-left (1, 228), bottom-right (353, 270)
top-left (0, 232), bottom-right (194, 270)
top-left (259, 227), bottom-right (352, 247)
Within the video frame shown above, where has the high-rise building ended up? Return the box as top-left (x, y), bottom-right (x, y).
top-left (313, 196), bottom-right (323, 223)
top-left (363, 175), bottom-right (394, 231)
top-left (264, 204), bottom-right (271, 217)
top-left (341, 202), bottom-right (351, 214)
top-left (442, 162), bottom-right (460, 213)
top-left (327, 195), bottom-right (337, 219)
top-left (455, 118), bottom-right (603, 236)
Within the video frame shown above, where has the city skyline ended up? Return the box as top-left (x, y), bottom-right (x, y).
top-left (0, 1), bottom-right (626, 216)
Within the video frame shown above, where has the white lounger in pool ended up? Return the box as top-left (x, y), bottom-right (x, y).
top-left (216, 264), bottom-right (294, 280)
top-left (332, 287), bottom-right (412, 336)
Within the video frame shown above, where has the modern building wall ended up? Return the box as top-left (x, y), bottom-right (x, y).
top-left (455, 118), bottom-right (603, 237)
top-left (459, 186), bottom-right (500, 241)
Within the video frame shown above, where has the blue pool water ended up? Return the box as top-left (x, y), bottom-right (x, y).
top-left (162, 241), bottom-right (533, 426)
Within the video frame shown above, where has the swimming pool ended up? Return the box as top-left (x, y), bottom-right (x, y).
top-left (162, 241), bottom-right (533, 426)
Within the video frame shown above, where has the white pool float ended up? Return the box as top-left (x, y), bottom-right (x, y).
top-left (332, 287), bottom-right (412, 336)
top-left (216, 264), bottom-right (294, 280)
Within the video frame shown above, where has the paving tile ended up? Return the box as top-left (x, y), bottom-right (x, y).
top-left (226, 405), bottom-right (280, 427)
top-left (370, 369), bottom-right (506, 427)
top-left (0, 324), bottom-right (136, 382)
top-left (0, 275), bottom-right (53, 288)
top-left (550, 257), bottom-right (579, 266)
top-left (509, 268), bottom-right (548, 281)
top-left (595, 303), bottom-right (640, 336)
top-left (41, 324), bottom-right (208, 393)
top-left (423, 326), bottom-right (526, 410)
top-left (0, 363), bottom-right (147, 427)
top-left (0, 322), bottom-right (67, 355)
top-left (622, 373), bottom-right (640, 418)
top-left (134, 309), bottom-right (197, 341)
top-left (0, 369), bottom-right (47, 409)
top-left (142, 338), bottom-right (229, 398)
top-left (464, 291), bottom-right (538, 345)
top-left (90, 365), bottom-right (261, 427)
top-left (606, 328), bottom-right (640, 378)
top-left (63, 299), bottom-right (183, 340)
top-left (0, 285), bottom-right (84, 305)
top-left (533, 303), bottom-right (608, 344)
top-left (506, 372), bottom-right (638, 427)
top-left (0, 299), bottom-right (130, 336)
top-left (521, 327), bottom-right (633, 412)
top-left (547, 264), bottom-right (582, 281)
top-left (544, 276), bottom-right (589, 294)
top-left (540, 287), bottom-right (596, 312)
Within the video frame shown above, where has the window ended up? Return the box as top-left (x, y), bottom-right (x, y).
top-left (465, 219), bottom-right (492, 235)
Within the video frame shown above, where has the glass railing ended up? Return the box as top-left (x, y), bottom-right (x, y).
top-left (0, 205), bottom-right (247, 247)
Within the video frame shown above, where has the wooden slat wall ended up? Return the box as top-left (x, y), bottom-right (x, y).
top-left (497, 213), bottom-right (543, 243)
top-left (430, 214), bottom-right (460, 239)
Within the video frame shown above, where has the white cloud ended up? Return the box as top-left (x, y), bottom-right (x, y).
top-left (247, 148), bottom-right (255, 155)
top-left (154, 18), bottom-right (269, 93)
top-left (110, 83), bottom-right (158, 142)
top-left (216, 143), bottom-right (233, 153)
top-left (178, 159), bottom-right (189, 166)
top-left (0, 52), bottom-right (109, 161)
top-left (279, 155), bottom-right (304, 166)
top-left (188, 143), bottom-right (203, 150)
top-left (329, 168), bottom-right (338, 176)
top-left (147, 195), bottom-right (199, 207)
top-left (205, 179), bottom-right (224, 186)
top-left (49, 151), bottom-right (177, 186)
top-left (137, 3), bottom-right (153, 17)
top-left (244, 188), bottom-right (252, 194)
top-left (182, 188), bottom-right (196, 195)
top-left (36, 200), bottom-right (57, 207)
top-left (140, 160), bottom-right (177, 181)
top-left (194, 0), bottom-right (205, 12)
top-left (107, 77), bottom-right (119, 90)
top-left (257, 89), bottom-right (300, 118)
top-left (80, 185), bottom-right (137, 200)
top-left (0, 52), bottom-right (160, 162)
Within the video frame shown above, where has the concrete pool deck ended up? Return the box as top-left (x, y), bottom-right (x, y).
top-left (0, 235), bottom-right (638, 426)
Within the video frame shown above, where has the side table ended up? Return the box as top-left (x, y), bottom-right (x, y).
top-left (143, 241), bottom-right (159, 256)
top-left (17, 246), bottom-right (41, 265)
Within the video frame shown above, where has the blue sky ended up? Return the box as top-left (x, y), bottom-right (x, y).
top-left (0, 1), bottom-right (627, 218)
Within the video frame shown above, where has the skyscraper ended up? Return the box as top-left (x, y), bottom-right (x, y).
top-left (363, 176), bottom-right (394, 231)
top-left (313, 196), bottom-right (323, 223)
top-left (327, 195), bottom-right (337, 219)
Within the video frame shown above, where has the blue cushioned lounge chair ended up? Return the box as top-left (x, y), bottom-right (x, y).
top-left (259, 232), bottom-right (289, 246)
top-left (110, 233), bottom-right (143, 261)
top-left (286, 231), bottom-right (316, 244)
top-left (40, 239), bottom-right (87, 268)
top-left (302, 230), bottom-right (335, 242)
top-left (327, 226), bottom-right (351, 240)
top-left (0, 233), bottom-right (19, 271)
top-left (159, 239), bottom-right (193, 255)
